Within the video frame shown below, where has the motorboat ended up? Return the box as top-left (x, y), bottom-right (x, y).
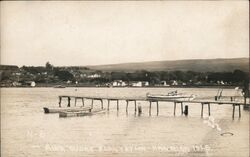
top-left (146, 90), bottom-right (195, 100)
top-left (53, 85), bottom-right (66, 88)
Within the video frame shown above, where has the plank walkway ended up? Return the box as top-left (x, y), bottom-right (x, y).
top-left (55, 95), bottom-right (250, 118)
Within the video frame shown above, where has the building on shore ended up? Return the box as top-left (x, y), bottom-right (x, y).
top-left (112, 80), bottom-right (127, 87)
top-left (130, 81), bottom-right (149, 87)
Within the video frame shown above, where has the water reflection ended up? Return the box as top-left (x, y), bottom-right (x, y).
top-left (1, 87), bottom-right (249, 157)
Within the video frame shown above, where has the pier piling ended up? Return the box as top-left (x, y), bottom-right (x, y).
top-left (126, 100), bottom-right (128, 112)
top-left (208, 103), bottom-right (211, 116)
top-left (59, 96), bottom-right (62, 107)
top-left (101, 99), bottom-right (103, 109)
top-left (91, 99), bottom-right (94, 109)
top-left (67, 97), bottom-right (71, 107)
top-left (138, 106), bottom-right (142, 115)
top-left (232, 104), bottom-right (241, 118)
top-left (107, 99), bottom-right (119, 111)
top-left (149, 101), bottom-right (152, 115)
top-left (201, 103), bottom-right (203, 117)
top-left (148, 100), bottom-right (159, 115)
top-left (201, 102), bottom-right (210, 117)
top-left (82, 98), bottom-right (84, 106)
top-left (117, 100), bottom-right (119, 111)
top-left (174, 101), bottom-right (184, 115)
top-left (108, 100), bottom-right (110, 111)
top-left (181, 102), bottom-right (183, 114)
top-left (54, 95), bottom-right (249, 119)
top-left (74, 97), bottom-right (85, 107)
top-left (135, 101), bottom-right (137, 112)
top-left (184, 105), bottom-right (188, 116)
top-left (157, 101), bottom-right (159, 115)
top-left (125, 100), bottom-right (137, 113)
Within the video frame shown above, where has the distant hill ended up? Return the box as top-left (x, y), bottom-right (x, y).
top-left (87, 58), bottom-right (249, 72)
top-left (0, 65), bottom-right (19, 71)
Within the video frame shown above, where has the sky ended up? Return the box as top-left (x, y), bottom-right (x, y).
top-left (0, 1), bottom-right (249, 67)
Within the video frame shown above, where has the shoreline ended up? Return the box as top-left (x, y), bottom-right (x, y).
top-left (0, 85), bottom-right (241, 89)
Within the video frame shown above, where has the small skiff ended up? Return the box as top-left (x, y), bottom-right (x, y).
top-left (43, 106), bottom-right (92, 114)
top-left (59, 109), bottom-right (106, 118)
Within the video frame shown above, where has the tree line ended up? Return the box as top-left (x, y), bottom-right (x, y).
top-left (1, 62), bottom-right (249, 86)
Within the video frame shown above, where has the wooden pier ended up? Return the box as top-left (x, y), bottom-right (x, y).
top-left (45, 95), bottom-right (249, 118)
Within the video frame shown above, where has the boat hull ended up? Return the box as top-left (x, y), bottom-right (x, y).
top-left (59, 109), bottom-right (106, 118)
top-left (147, 94), bottom-right (192, 100)
top-left (43, 107), bottom-right (92, 113)
top-left (147, 95), bottom-right (189, 99)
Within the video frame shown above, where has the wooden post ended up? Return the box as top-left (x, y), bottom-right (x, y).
top-left (126, 100), bottom-right (128, 112)
top-left (67, 97), bottom-right (71, 107)
top-left (75, 98), bottom-right (77, 106)
top-left (101, 99), bottom-right (103, 109)
top-left (134, 100), bottom-right (137, 112)
top-left (107, 100), bottom-right (110, 111)
top-left (174, 102), bottom-right (176, 115)
top-left (138, 106), bottom-right (142, 115)
top-left (91, 99), bottom-right (94, 109)
top-left (82, 98), bottom-right (84, 106)
top-left (232, 104), bottom-right (235, 118)
top-left (201, 103), bottom-right (204, 117)
top-left (174, 102), bottom-right (184, 116)
top-left (117, 100), bottom-right (119, 111)
top-left (232, 104), bottom-right (241, 118)
top-left (208, 103), bottom-right (211, 116)
top-left (156, 101), bottom-right (159, 115)
top-left (181, 102), bottom-right (183, 115)
top-left (59, 96), bottom-right (62, 107)
top-left (239, 105), bottom-right (241, 117)
top-left (149, 101), bottom-right (152, 115)
top-left (184, 105), bottom-right (188, 116)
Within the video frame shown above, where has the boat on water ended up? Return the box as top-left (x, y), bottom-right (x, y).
top-left (146, 90), bottom-right (195, 100)
top-left (53, 85), bottom-right (66, 88)
top-left (43, 106), bottom-right (92, 113)
top-left (59, 108), bottom-right (106, 118)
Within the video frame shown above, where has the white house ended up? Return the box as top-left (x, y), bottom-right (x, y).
top-left (31, 81), bottom-right (36, 87)
top-left (131, 81), bottom-right (142, 87)
top-left (144, 81), bottom-right (149, 86)
top-left (172, 80), bottom-right (178, 86)
top-left (87, 74), bottom-right (101, 78)
top-left (112, 80), bottom-right (127, 87)
top-left (12, 81), bottom-right (22, 86)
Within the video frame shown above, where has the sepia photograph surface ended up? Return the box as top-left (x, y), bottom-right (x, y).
top-left (0, 1), bottom-right (249, 157)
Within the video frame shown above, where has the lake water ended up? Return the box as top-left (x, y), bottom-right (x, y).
top-left (1, 87), bottom-right (249, 157)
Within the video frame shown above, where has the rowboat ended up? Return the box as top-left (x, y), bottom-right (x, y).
top-left (43, 106), bottom-right (92, 113)
top-left (59, 109), bottom-right (106, 118)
